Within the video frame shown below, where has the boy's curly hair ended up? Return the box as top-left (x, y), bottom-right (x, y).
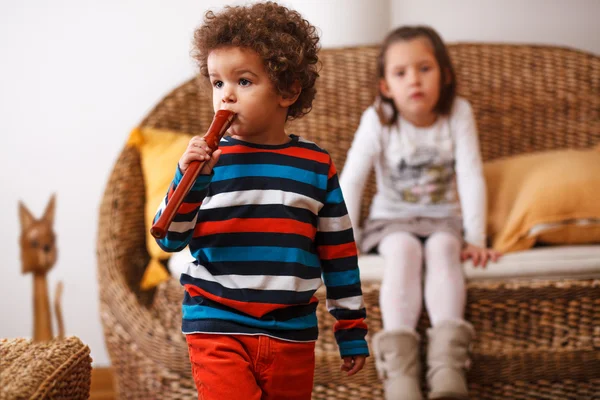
top-left (192, 2), bottom-right (320, 120)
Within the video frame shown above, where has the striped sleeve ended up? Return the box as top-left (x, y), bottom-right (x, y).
top-left (316, 156), bottom-right (369, 358)
top-left (153, 166), bottom-right (212, 252)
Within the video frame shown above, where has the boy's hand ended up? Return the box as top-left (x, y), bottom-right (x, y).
top-left (341, 355), bottom-right (366, 376)
top-left (461, 243), bottom-right (502, 268)
top-left (179, 136), bottom-right (222, 175)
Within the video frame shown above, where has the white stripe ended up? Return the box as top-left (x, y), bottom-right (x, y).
top-left (159, 194), bottom-right (198, 234)
top-left (326, 295), bottom-right (364, 311)
top-left (184, 264), bottom-right (323, 292)
top-left (156, 196), bottom-right (166, 214)
top-left (297, 137), bottom-right (317, 145)
top-left (169, 216), bottom-right (198, 234)
top-left (202, 189), bottom-right (322, 214)
top-left (318, 214), bottom-right (353, 232)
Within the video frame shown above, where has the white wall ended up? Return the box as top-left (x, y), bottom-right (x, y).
top-left (391, 0), bottom-right (600, 55)
top-left (0, 0), bottom-right (596, 368)
top-left (287, 0), bottom-right (391, 47)
top-left (0, 0), bottom-right (390, 368)
top-left (0, 0), bottom-right (220, 368)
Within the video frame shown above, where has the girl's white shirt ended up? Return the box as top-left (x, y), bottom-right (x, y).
top-left (340, 97), bottom-right (486, 247)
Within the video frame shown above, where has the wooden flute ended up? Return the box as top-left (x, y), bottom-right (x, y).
top-left (150, 109), bottom-right (235, 239)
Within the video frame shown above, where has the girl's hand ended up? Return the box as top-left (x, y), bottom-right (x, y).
top-left (461, 243), bottom-right (501, 268)
top-left (341, 355), bottom-right (366, 376)
top-left (178, 136), bottom-right (222, 175)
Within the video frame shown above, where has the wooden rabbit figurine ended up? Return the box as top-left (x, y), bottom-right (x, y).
top-left (19, 194), bottom-right (64, 342)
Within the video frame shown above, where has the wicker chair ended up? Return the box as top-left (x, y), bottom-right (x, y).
top-left (97, 44), bottom-right (600, 399)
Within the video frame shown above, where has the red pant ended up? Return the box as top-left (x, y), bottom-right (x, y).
top-left (186, 333), bottom-right (316, 400)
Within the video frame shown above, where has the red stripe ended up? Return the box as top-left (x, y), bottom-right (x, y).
top-left (167, 183), bottom-right (175, 199)
top-left (178, 201), bottom-right (202, 214)
top-left (194, 218), bottom-right (316, 238)
top-left (334, 319), bottom-right (368, 332)
top-left (327, 162), bottom-right (337, 179)
top-left (165, 183), bottom-right (202, 214)
top-left (184, 284), bottom-right (289, 318)
top-left (317, 242), bottom-right (357, 260)
top-left (222, 144), bottom-right (330, 164)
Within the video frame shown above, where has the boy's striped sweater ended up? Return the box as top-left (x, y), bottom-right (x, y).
top-left (154, 135), bottom-right (369, 357)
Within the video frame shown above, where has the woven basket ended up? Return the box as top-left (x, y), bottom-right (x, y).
top-left (0, 337), bottom-right (92, 400)
top-left (97, 44), bottom-right (600, 399)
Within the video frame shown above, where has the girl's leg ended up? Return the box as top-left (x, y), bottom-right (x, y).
top-left (378, 231), bottom-right (424, 330)
top-left (423, 232), bottom-right (474, 400)
top-left (374, 231), bottom-right (424, 400)
top-left (423, 231), bottom-right (465, 325)
top-left (186, 333), bottom-right (262, 400)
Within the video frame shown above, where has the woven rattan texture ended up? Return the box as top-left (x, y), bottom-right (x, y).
top-left (0, 337), bottom-right (92, 400)
top-left (98, 44), bottom-right (600, 399)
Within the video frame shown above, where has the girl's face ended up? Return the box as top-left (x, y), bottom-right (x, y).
top-left (380, 37), bottom-right (442, 127)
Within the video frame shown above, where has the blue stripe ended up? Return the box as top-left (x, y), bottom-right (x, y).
top-left (213, 164), bottom-right (327, 190)
top-left (158, 236), bottom-right (186, 251)
top-left (191, 174), bottom-right (213, 191)
top-left (153, 210), bottom-right (188, 251)
top-left (193, 246), bottom-right (321, 268)
top-left (322, 269), bottom-right (361, 287)
top-left (153, 209), bottom-right (162, 224)
top-left (325, 188), bottom-right (343, 204)
top-left (174, 166), bottom-right (184, 183)
top-left (338, 339), bottom-right (369, 357)
top-left (339, 346), bottom-right (369, 357)
top-left (174, 167), bottom-right (213, 190)
top-left (182, 305), bottom-right (317, 330)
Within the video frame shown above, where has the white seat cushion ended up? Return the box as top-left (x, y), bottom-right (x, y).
top-left (169, 245), bottom-right (600, 282)
top-left (358, 245), bottom-right (600, 282)
top-left (168, 248), bottom-right (196, 279)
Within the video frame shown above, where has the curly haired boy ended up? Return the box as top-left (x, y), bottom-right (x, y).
top-left (153, 2), bottom-right (369, 399)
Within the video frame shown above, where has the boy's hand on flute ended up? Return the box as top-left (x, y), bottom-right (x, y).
top-left (179, 136), bottom-right (222, 175)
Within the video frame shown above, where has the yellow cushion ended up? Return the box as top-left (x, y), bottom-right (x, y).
top-left (127, 127), bottom-right (194, 289)
top-left (534, 221), bottom-right (600, 245)
top-left (485, 148), bottom-right (600, 252)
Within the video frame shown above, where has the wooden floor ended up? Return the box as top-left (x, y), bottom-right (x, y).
top-left (90, 367), bottom-right (115, 400)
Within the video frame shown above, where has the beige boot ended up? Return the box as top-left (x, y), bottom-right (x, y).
top-left (372, 329), bottom-right (423, 400)
top-left (426, 320), bottom-right (475, 400)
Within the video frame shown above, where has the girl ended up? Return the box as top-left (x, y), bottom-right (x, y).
top-left (340, 26), bottom-right (501, 400)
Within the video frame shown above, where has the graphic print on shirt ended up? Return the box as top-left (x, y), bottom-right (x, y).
top-left (389, 144), bottom-right (457, 205)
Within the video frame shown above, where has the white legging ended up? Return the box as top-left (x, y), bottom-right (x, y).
top-left (378, 231), bottom-right (466, 330)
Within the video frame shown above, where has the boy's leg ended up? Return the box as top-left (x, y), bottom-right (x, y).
top-left (256, 336), bottom-right (315, 400)
top-left (186, 333), bottom-right (262, 400)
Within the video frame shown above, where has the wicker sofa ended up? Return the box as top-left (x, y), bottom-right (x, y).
top-left (97, 43), bottom-right (600, 399)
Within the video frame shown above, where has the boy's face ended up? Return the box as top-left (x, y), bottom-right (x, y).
top-left (208, 46), bottom-right (294, 143)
